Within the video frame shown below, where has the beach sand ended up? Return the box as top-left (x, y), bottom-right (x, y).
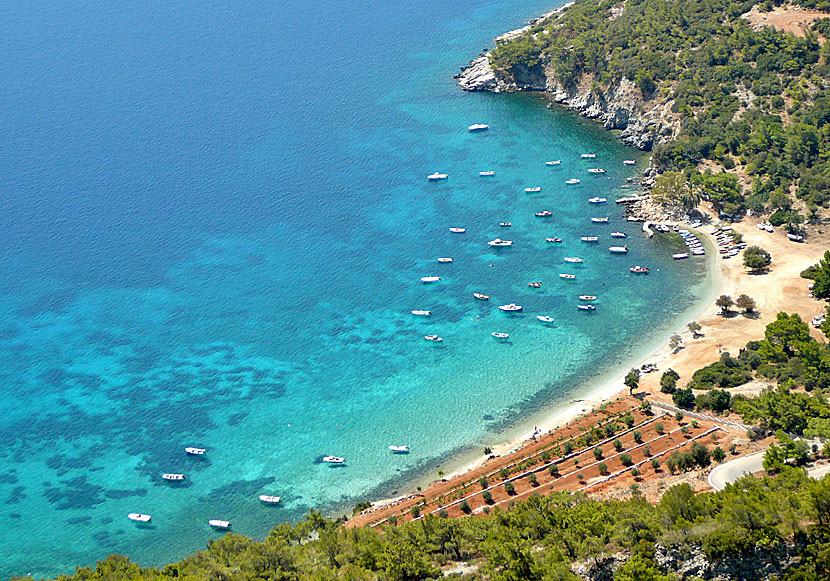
top-left (356, 210), bottom-right (827, 512)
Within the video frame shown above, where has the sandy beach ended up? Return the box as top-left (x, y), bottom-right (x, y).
top-left (354, 210), bottom-right (827, 517)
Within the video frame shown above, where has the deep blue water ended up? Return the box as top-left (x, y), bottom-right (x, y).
top-left (0, 0), bottom-right (710, 577)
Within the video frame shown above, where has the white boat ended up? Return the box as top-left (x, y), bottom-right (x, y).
top-left (411, 310), bottom-right (431, 316)
top-left (468, 123), bottom-right (489, 131)
top-left (322, 455), bottom-right (346, 464)
top-left (623, 160), bottom-right (636, 165)
top-left (578, 304), bottom-right (597, 311)
top-left (500, 222), bottom-right (512, 227)
top-left (580, 236), bottom-right (599, 243)
top-left (587, 168), bottom-right (606, 174)
top-left (546, 160), bottom-right (562, 166)
top-left (259, 495), bottom-right (281, 504)
top-left (424, 335), bottom-right (443, 342)
top-left (559, 273), bottom-right (576, 279)
top-left (479, 170), bottom-right (495, 176)
top-left (609, 246), bottom-right (628, 253)
top-left (610, 232), bottom-right (627, 238)
top-left (546, 237), bottom-right (563, 243)
top-left (437, 257), bottom-right (453, 263)
top-left (491, 332), bottom-right (510, 340)
top-left (420, 276), bottom-right (441, 283)
top-left (565, 178), bottom-right (581, 185)
top-left (488, 238), bottom-right (513, 247)
top-left (588, 197), bottom-right (607, 204)
top-left (524, 186), bottom-right (542, 193)
top-left (564, 257), bottom-right (584, 263)
top-left (535, 211), bottom-right (553, 217)
top-left (185, 447), bottom-right (206, 455)
top-left (162, 473), bottom-right (185, 481)
top-left (673, 253), bottom-right (689, 260)
top-left (427, 172), bottom-right (448, 181)
top-left (449, 227), bottom-right (466, 233)
top-left (389, 445), bottom-right (410, 453)
top-left (528, 281), bottom-right (542, 288)
top-left (630, 266), bottom-right (649, 274)
top-left (581, 153), bottom-right (597, 159)
top-left (579, 295), bottom-right (597, 301)
top-left (536, 315), bottom-right (555, 323)
top-left (473, 292), bottom-right (489, 300)
top-left (498, 303), bottom-right (523, 312)
top-left (209, 519), bottom-right (231, 529)
top-left (591, 217), bottom-right (609, 223)
top-left (128, 513), bottom-right (151, 523)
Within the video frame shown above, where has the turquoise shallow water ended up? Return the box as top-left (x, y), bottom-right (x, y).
top-left (0, 0), bottom-right (710, 577)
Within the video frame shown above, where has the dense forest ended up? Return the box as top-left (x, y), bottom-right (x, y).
top-left (36, 472), bottom-right (830, 580)
top-left (489, 0), bottom-right (830, 223)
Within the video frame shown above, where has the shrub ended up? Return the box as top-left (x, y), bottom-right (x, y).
top-left (439, 509), bottom-right (448, 518)
top-left (681, 426), bottom-right (691, 436)
top-left (620, 453), bottom-right (633, 466)
top-left (643, 445), bottom-right (651, 457)
top-left (651, 457), bottom-right (660, 470)
top-left (598, 462), bottom-right (609, 475)
top-left (576, 472), bottom-right (585, 482)
top-left (504, 482), bottom-right (515, 495)
top-left (713, 446), bottom-right (726, 462)
top-left (593, 447), bottom-right (603, 460)
top-left (549, 464), bottom-right (560, 477)
top-left (676, 411), bottom-right (685, 421)
top-left (484, 446), bottom-right (492, 456)
top-left (623, 413), bottom-right (635, 428)
top-left (541, 451), bottom-right (551, 462)
top-left (482, 490), bottom-right (493, 504)
top-left (411, 506), bottom-right (420, 518)
top-left (691, 420), bottom-right (699, 428)
top-left (631, 467), bottom-right (642, 478)
top-left (613, 438), bottom-right (623, 451)
top-left (563, 441), bottom-right (574, 455)
top-left (655, 422), bottom-right (665, 434)
top-left (633, 430), bottom-right (643, 444)
top-left (691, 442), bottom-right (711, 467)
top-left (479, 477), bottom-right (488, 489)
top-left (459, 500), bottom-right (471, 514)
top-left (605, 423), bottom-right (617, 437)
top-left (388, 515), bottom-right (398, 525)
top-left (674, 389), bottom-right (696, 410)
top-left (499, 468), bottom-right (509, 480)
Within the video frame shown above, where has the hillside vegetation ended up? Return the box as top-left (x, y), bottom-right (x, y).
top-left (489, 0), bottom-right (830, 222)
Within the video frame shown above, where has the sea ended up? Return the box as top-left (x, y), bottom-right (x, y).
top-left (0, 0), bottom-right (711, 577)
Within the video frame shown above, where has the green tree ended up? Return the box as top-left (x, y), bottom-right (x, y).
top-left (736, 294), bottom-right (756, 313)
top-left (716, 294), bottom-right (734, 315)
top-left (624, 368), bottom-right (641, 395)
top-left (744, 246), bottom-right (772, 272)
top-left (673, 387), bottom-right (696, 409)
top-left (688, 321), bottom-right (702, 337)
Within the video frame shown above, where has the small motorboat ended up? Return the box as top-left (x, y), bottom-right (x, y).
top-left (185, 447), bottom-right (206, 455)
top-left (537, 315), bottom-right (555, 323)
top-left (498, 303), bottom-right (523, 312)
top-left (535, 211), bottom-right (553, 217)
top-left (500, 222), bottom-right (512, 227)
top-left (579, 295), bottom-right (597, 301)
top-left (546, 237), bottom-right (563, 243)
top-left (587, 168), bottom-right (606, 174)
top-left (491, 332), bottom-right (510, 340)
top-left (546, 160), bottom-right (562, 166)
top-left (581, 153), bottom-right (597, 159)
top-left (424, 335), bottom-right (443, 342)
top-left (559, 273), bottom-right (576, 279)
top-left (524, 187), bottom-right (542, 193)
top-left (630, 266), bottom-right (649, 274)
top-left (565, 178), bottom-right (581, 185)
top-left (488, 238), bottom-right (513, 247)
top-left (389, 445), bottom-right (410, 453)
top-left (473, 292), bottom-right (489, 300)
top-left (610, 232), bottom-right (627, 238)
top-left (128, 513), bottom-right (151, 523)
top-left (623, 160), bottom-right (636, 165)
top-left (209, 520), bottom-right (231, 529)
top-left (411, 310), bottom-right (431, 316)
top-left (673, 253), bottom-right (689, 260)
top-left (479, 170), bottom-right (495, 176)
top-left (437, 257), bottom-right (453, 263)
top-left (528, 281), bottom-right (542, 288)
top-left (609, 246), bottom-right (628, 253)
top-left (578, 304), bottom-right (597, 311)
top-left (259, 495), bottom-right (282, 504)
top-left (162, 473), bottom-right (185, 481)
top-left (588, 197), bottom-right (607, 204)
top-left (564, 257), bottom-right (584, 263)
top-left (468, 123), bottom-right (489, 131)
top-left (323, 455), bottom-right (346, 464)
top-left (580, 236), bottom-right (599, 243)
top-left (420, 276), bottom-right (441, 283)
top-left (427, 172), bottom-right (448, 180)
top-left (591, 217), bottom-right (609, 223)
top-left (449, 227), bottom-right (466, 233)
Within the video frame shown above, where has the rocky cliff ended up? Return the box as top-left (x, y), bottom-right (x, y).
top-left (456, 53), bottom-right (680, 152)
